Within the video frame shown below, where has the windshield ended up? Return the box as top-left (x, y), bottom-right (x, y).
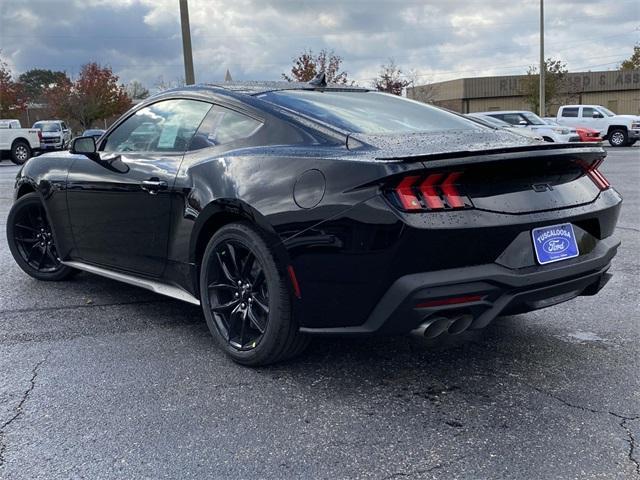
top-left (34, 122), bottom-right (61, 132)
top-left (468, 115), bottom-right (510, 128)
top-left (598, 107), bottom-right (616, 117)
top-left (521, 112), bottom-right (546, 125)
top-left (258, 90), bottom-right (477, 134)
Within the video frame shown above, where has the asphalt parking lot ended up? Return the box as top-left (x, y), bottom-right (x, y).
top-left (0, 146), bottom-right (638, 479)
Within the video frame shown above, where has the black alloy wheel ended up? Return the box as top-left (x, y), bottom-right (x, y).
top-left (200, 222), bottom-right (309, 366)
top-left (208, 239), bottom-right (269, 350)
top-left (6, 193), bottom-right (75, 281)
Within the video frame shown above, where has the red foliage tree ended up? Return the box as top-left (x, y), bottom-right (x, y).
top-left (372, 59), bottom-right (411, 96)
top-left (46, 62), bottom-right (132, 129)
top-left (282, 49), bottom-right (349, 84)
top-left (0, 54), bottom-right (27, 117)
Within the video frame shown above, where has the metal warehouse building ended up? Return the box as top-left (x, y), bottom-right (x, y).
top-left (407, 69), bottom-right (640, 116)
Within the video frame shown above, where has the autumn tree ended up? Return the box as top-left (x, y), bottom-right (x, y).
top-left (520, 58), bottom-right (568, 115)
top-left (47, 62), bottom-right (132, 129)
top-left (0, 53), bottom-right (27, 117)
top-left (18, 68), bottom-right (70, 103)
top-left (372, 59), bottom-right (411, 96)
top-left (126, 80), bottom-right (150, 100)
top-left (620, 44), bottom-right (640, 70)
top-left (282, 49), bottom-right (349, 84)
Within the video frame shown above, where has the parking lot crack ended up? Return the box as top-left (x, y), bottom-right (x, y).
top-left (529, 385), bottom-right (640, 476)
top-left (381, 456), bottom-right (465, 479)
top-left (0, 356), bottom-right (47, 466)
top-left (619, 418), bottom-right (640, 477)
top-left (0, 299), bottom-right (170, 316)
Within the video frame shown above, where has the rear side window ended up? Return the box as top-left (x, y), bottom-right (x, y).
top-left (581, 107), bottom-right (595, 118)
top-left (562, 108), bottom-right (579, 117)
top-left (189, 105), bottom-right (263, 150)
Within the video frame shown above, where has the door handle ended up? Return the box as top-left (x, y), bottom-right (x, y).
top-left (141, 179), bottom-right (168, 194)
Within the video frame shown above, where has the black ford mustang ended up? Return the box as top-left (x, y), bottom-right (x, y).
top-left (6, 80), bottom-right (621, 366)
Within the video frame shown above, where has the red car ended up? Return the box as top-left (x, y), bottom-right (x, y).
top-left (576, 127), bottom-right (602, 142)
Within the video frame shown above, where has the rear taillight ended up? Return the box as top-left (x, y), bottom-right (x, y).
top-left (388, 171), bottom-right (472, 212)
top-left (37, 130), bottom-right (42, 142)
top-left (580, 159), bottom-right (610, 191)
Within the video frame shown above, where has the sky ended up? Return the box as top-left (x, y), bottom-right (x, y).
top-left (0, 0), bottom-right (638, 90)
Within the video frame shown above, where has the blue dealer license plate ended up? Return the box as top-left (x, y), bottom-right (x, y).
top-left (532, 223), bottom-right (579, 265)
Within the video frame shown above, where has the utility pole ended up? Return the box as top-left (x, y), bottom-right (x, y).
top-left (539, 0), bottom-right (545, 117)
top-left (179, 0), bottom-right (195, 85)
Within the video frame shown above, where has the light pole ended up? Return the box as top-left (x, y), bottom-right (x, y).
top-left (179, 0), bottom-right (195, 85)
top-left (539, 0), bottom-right (545, 117)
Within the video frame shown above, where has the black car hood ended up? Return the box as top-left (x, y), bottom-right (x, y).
top-left (349, 129), bottom-right (546, 160)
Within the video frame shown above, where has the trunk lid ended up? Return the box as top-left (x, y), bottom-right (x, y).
top-left (361, 131), bottom-right (610, 215)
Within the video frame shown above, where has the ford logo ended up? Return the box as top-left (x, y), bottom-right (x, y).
top-left (543, 238), bottom-right (570, 254)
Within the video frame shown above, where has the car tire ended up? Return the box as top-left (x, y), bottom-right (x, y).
top-left (608, 129), bottom-right (628, 147)
top-left (6, 193), bottom-right (76, 281)
top-left (11, 140), bottom-right (31, 165)
top-left (200, 222), bottom-right (309, 366)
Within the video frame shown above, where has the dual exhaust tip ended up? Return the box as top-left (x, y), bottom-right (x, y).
top-left (412, 311), bottom-right (475, 339)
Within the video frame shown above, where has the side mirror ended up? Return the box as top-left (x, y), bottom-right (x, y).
top-left (592, 111), bottom-right (603, 118)
top-left (518, 120), bottom-right (528, 126)
top-left (70, 136), bottom-right (98, 159)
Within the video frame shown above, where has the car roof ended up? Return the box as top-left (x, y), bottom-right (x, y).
top-left (560, 105), bottom-right (601, 108)
top-left (161, 82), bottom-right (369, 102)
top-left (34, 120), bottom-right (63, 123)
top-left (474, 110), bottom-right (534, 115)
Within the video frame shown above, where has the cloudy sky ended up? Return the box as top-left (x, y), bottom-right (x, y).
top-left (1, 0), bottom-right (638, 90)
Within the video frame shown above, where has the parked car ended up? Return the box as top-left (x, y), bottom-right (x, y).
top-left (32, 120), bottom-right (72, 151)
top-left (82, 129), bottom-right (106, 141)
top-left (575, 127), bottom-right (604, 143)
top-left (556, 105), bottom-right (640, 147)
top-left (7, 81), bottom-right (621, 366)
top-left (475, 110), bottom-right (580, 143)
top-left (466, 113), bottom-right (544, 141)
top-left (545, 118), bottom-right (602, 143)
top-left (0, 119), bottom-right (41, 164)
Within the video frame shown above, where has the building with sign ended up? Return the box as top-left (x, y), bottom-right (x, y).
top-left (407, 69), bottom-right (640, 115)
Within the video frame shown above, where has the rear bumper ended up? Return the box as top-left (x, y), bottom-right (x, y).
top-left (300, 235), bottom-right (619, 335)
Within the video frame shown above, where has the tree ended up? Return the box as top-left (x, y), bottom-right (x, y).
top-left (126, 80), bottom-right (150, 100)
top-left (18, 69), bottom-right (69, 103)
top-left (520, 58), bottom-right (568, 114)
top-left (46, 62), bottom-right (132, 129)
top-left (620, 44), bottom-right (640, 70)
top-left (153, 75), bottom-right (185, 93)
top-left (282, 49), bottom-right (349, 84)
top-left (0, 53), bottom-right (27, 117)
top-left (372, 59), bottom-right (411, 96)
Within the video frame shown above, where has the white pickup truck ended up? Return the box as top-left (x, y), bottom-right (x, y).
top-left (0, 119), bottom-right (41, 165)
top-left (556, 105), bottom-right (640, 147)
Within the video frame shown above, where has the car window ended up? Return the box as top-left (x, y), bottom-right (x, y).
top-left (103, 99), bottom-right (212, 153)
top-left (189, 105), bottom-right (263, 150)
top-left (521, 112), bottom-right (546, 125)
top-left (599, 106), bottom-right (615, 117)
top-left (61, 122), bottom-right (67, 130)
top-left (34, 122), bottom-right (61, 132)
top-left (258, 90), bottom-right (476, 134)
top-left (492, 113), bottom-right (524, 126)
top-left (561, 107), bottom-right (579, 117)
top-left (582, 107), bottom-right (595, 118)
